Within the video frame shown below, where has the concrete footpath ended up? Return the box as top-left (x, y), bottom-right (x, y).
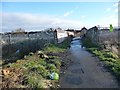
top-left (60, 40), bottom-right (119, 88)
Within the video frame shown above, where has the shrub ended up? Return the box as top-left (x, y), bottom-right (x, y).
top-left (37, 65), bottom-right (49, 78)
top-left (47, 59), bottom-right (61, 69)
top-left (58, 38), bottom-right (71, 49)
top-left (47, 64), bottom-right (56, 70)
top-left (47, 64), bottom-right (59, 73)
top-left (81, 38), bottom-right (98, 48)
top-left (38, 59), bottom-right (46, 66)
top-left (105, 61), bottom-right (114, 68)
top-left (113, 60), bottom-right (120, 77)
top-left (24, 61), bottom-right (36, 68)
top-left (104, 52), bottom-right (119, 59)
top-left (93, 50), bottom-right (103, 57)
top-left (53, 60), bottom-right (61, 69)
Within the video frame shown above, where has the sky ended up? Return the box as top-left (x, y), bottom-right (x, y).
top-left (0, 1), bottom-right (119, 32)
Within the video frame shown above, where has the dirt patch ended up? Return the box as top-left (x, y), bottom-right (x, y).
top-left (1, 67), bottom-right (27, 88)
top-left (59, 50), bottom-right (72, 75)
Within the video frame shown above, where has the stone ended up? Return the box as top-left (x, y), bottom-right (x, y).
top-left (2, 69), bottom-right (10, 76)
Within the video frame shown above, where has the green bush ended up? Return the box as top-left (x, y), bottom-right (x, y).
top-left (47, 59), bottom-right (61, 69)
top-left (93, 50), bottom-right (103, 57)
top-left (53, 60), bottom-right (61, 69)
top-left (82, 38), bottom-right (98, 48)
top-left (112, 60), bottom-right (120, 77)
top-left (47, 64), bottom-right (59, 73)
top-left (44, 37), bottom-right (71, 53)
top-left (36, 65), bottom-right (49, 78)
top-left (47, 64), bottom-right (56, 70)
top-left (58, 38), bottom-right (71, 49)
top-left (105, 61), bottom-right (114, 68)
top-left (24, 61), bottom-right (36, 68)
top-left (103, 52), bottom-right (119, 59)
top-left (38, 59), bottom-right (47, 66)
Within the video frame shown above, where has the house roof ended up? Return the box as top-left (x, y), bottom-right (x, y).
top-left (75, 30), bottom-right (81, 33)
top-left (81, 27), bottom-right (87, 31)
top-left (55, 29), bottom-right (66, 33)
top-left (65, 29), bottom-right (74, 32)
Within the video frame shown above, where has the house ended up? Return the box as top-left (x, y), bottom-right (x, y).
top-left (80, 27), bottom-right (87, 37)
top-left (65, 29), bottom-right (75, 36)
top-left (86, 26), bottom-right (98, 39)
top-left (74, 30), bottom-right (81, 37)
top-left (54, 28), bottom-right (68, 43)
top-left (66, 28), bottom-right (87, 37)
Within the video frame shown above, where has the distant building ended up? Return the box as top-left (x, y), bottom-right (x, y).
top-left (54, 28), bottom-right (68, 43)
top-left (80, 27), bottom-right (87, 37)
top-left (65, 29), bottom-right (75, 36)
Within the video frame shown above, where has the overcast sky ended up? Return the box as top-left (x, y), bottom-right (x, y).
top-left (0, 1), bottom-right (119, 32)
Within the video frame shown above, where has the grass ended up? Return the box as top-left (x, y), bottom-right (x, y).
top-left (3, 37), bottom-right (71, 88)
top-left (44, 37), bottom-right (71, 53)
top-left (6, 51), bottom-right (60, 88)
top-left (27, 73), bottom-right (44, 88)
top-left (44, 44), bottom-right (65, 53)
top-left (81, 36), bottom-right (120, 80)
top-left (87, 47), bottom-right (120, 80)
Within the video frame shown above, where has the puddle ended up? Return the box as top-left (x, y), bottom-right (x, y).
top-left (70, 39), bottom-right (82, 48)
